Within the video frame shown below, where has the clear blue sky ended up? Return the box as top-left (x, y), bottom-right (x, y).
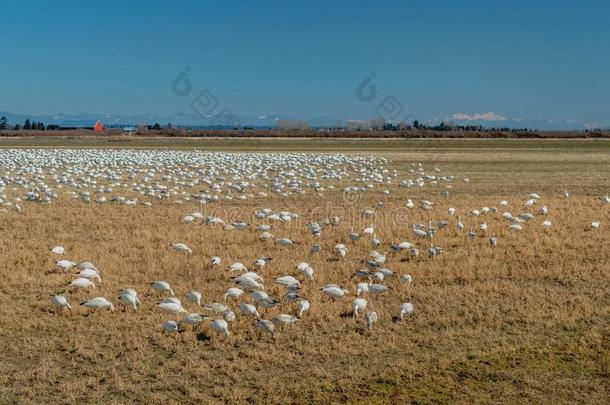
top-left (1, 0), bottom-right (609, 126)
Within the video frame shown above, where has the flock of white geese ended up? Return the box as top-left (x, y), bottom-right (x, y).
top-left (2, 149), bottom-right (604, 340)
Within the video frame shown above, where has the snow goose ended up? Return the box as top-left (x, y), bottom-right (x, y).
top-left (51, 294), bottom-right (71, 312)
top-left (211, 319), bottom-right (229, 337)
top-left (150, 281), bottom-right (175, 296)
top-left (399, 302), bottom-right (414, 320)
top-left (352, 298), bottom-right (368, 317)
top-left (69, 277), bottom-right (95, 290)
top-left (81, 297), bottom-right (114, 312)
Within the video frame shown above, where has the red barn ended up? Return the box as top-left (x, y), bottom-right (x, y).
top-left (93, 120), bottom-right (104, 132)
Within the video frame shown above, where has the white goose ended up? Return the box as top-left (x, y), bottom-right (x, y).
top-left (399, 302), bottom-right (414, 320)
top-left (365, 311), bottom-right (378, 330)
top-left (211, 319), bottom-right (229, 337)
top-left (186, 291), bottom-right (202, 306)
top-left (271, 314), bottom-right (299, 327)
top-left (238, 303), bottom-right (260, 318)
top-left (158, 301), bottom-right (186, 314)
top-left (69, 277), bottom-right (95, 289)
top-left (81, 297), bottom-right (114, 312)
top-left (170, 242), bottom-right (192, 253)
top-left (119, 289), bottom-right (140, 311)
top-left (255, 319), bottom-right (276, 338)
top-left (150, 281), bottom-right (175, 296)
top-left (296, 299), bottom-right (310, 318)
top-left (51, 294), bottom-right (71, 311)
top-left (320, 284), bottom-right (349, 299)
top-left (224, 287), bottom-right (244, 301)
top-left (352, 298), bottom-right (368, 317)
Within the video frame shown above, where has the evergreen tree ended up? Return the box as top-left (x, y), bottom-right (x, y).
top-left (24, 119), bottom-right (31, 130)
top-left (0, 116), bottom-right (7, 130)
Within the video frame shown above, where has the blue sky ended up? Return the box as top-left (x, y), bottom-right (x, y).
top-left (1, 0), bottom-right (609, 127)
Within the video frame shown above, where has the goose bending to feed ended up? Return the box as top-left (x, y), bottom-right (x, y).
top-left (119, 290), bottom-right (140, 311)
top-left (412, 225), bottom-right (428, 239)
top-left (186, 291), bottom-right (202, 306)
top-left (271, 314), bottom-right (299, 327)
top-left (163, 320), bottom-right (180, 334)
top-left (170, 243), bottom-right (192, 253)
top-left (275, 275), bottom-right (301, 288)
top-left (367, 284), bottom-right (390, 294)
top-left (224, 287), bottom-right (244, 301)
top-left (75, 262), bottom-right (97, 271)
top-left (51, 294), bottom-right (71, 312)
top-left (160, 297), bottom-right (181, 305)
top-left (223, 310), bottom-right (236, 322)
top-left (399, 302), bottom-right (414, 320)
top-left (81, 297), bottom-right (114, 312)
top-left (365, 311), bottom-right (378, 330)
top-left (211, 319), bottom-right (229, 338)
top-left (352, 298), bottom-right (368, 317)
top-left (238, 272), bottom-right (264, 282)
top-left (297, 299), bottom-right (310, 318)
top-left (296, 262), bottom-right (314, 280)
top-left (334, 243), bottom-right (348, 257)
top-left (57, 259), bottom-right (76, 271)
top-left (238, 303), bottom-right (260, 318)
top-left (233, 276), bottom-right (264, 290)
top-left (150, 281), bottom-right (175, 296)
top-left (180, 313), bottom-right (207, 328)
top-left (257, 297), bottom-right (280, 309)
top-left (159, 301), bottom-right (186, 314)
top-left (523, 199), bottom-right (536, 208)
top-left (255, 319), bottom-right (276, 338)
top-left (356, 282), bottom-right (369, 296)
top-left (51, 246), bottom-right (65, 255)
top-left (250, 290), bottom-right (270, 303)
top-left (229, 262), bottom-right (248, 272)
top-left (276, 238), bottom-right (295, 246)
top-left (76, 268), bottom-right (101, 283)
top-left (320, 284), bottom-right (349, 299)
top-left (69, 277), bottom-right (95, 289)
top-left (254, 257), bottom-right (272, 268)
top-left (203, 302), bottom-right (230, 314)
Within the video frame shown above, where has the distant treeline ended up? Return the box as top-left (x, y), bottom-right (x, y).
top-left (1, 116), bottom-right (608, 138)
top-left (0, 116), bottom-right (61, 131)
top-left (1, 128), bottom-right (609, 139)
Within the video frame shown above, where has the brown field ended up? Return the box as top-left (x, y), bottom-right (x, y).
top-left (0, 138), bottom-right (608, 404)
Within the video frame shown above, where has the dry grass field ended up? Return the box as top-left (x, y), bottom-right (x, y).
top-left (0, 138), bottom-right (608, 404)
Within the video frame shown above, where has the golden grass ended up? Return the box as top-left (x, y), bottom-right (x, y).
top-left (0, 143), bottom-right (609, 404)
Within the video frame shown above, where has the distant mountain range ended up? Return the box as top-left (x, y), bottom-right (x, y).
top-left (0, 110), bottom-right (606, 131)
